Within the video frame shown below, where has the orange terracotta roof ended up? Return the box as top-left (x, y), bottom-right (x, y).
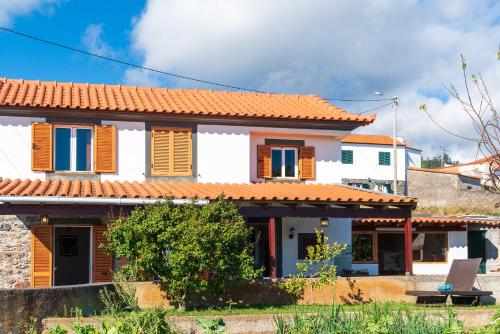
top-left (353, 217), bottom-right (500, 226)
top-left (408, 167), bottom-right (482, 180)
top-left (0, 178), bottom-right (415, 205)
top-left (342, 134), bottom-right (406, 146)
top-left (0, 78), bottom-right (374, 124)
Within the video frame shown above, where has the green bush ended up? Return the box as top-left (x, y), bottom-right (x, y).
top-left (104, 196), bottom-right (262, 307)
top-left (47, 324), bottom-right (68, 334)
top-left (275, 304), bottom-right (465, 334)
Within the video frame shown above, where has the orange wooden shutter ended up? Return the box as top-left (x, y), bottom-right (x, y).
top-left (31, 224), bottom-right (53, 287)
top-left (257, 145), bottom-right (272, 179)
top-left (172, 129), bottom-right (192, 176)
top-left (31, 122), bottom-right (53, 171)
top-left (151, 128), bottom-right (171, 176)
top-left (94, 125), bottom-right (116, 173)
top-left (299, 146), bottom-right (315, 180)
top-left (93, 226), bottom-right (113, 283)
top-left (151, 128), bottom-right (192, 176)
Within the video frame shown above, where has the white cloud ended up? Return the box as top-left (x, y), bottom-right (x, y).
top-left (81, 23), bottom-right (115, 58)
top-left (0, 0), bottom-right (60, 26)
top-left (128, 0), bottom-right (500, 162)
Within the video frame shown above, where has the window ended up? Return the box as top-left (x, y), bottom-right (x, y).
top-left (412, 233), bottom-right (447, 263)
top-left (342, 150), bottom-right (353, 164)
top-left (271, 147), bottom-right (298, 178)
top-left (151, 127), bottom-right (192, 176)
top-left (379, 152), bottom-right (391, 166)
top-left (298, 233), bottom-right (318, 260)
top-left (383, 183), bottom-right (393, 194)
top-left (352, 232), bottom-right (376, 263)
top-left (54, 126), bottom-right (93, 172)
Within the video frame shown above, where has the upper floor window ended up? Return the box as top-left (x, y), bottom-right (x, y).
top-left (31, 122), bottom-right (116, 173)
top-left (378, 152), bottom-right (391, 166)
top-left (54, 126), bottom-right (93, 172)
top-left (271, 147), bottom-right (298, 178)
top-left (257, 145), bottom-right (315, 180)
top-left (151, 127), bottom-right (192, 176)
top-left (341, 150), bottom-right (353, 164)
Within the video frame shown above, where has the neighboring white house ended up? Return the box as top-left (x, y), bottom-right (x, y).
top-left (434, 155), bottom-right (498, 187)
top-left (340, 134), bottom-right (422, 194)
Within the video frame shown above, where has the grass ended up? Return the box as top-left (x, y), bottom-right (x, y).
top-left (158, 302), bottom-right (500, 317)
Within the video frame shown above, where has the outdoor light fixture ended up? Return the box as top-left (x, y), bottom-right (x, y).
top-left (320, 217), bottom-right (329, 227)
top-left (288, 227), bottom-right (295, 239)
top-left (40, 215), bottom-right (49, 224)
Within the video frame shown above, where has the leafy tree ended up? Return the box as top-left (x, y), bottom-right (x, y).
top-left (422, 152), bottom-right (460, 168)
top-left (104, 196), bottom-right (262, 308)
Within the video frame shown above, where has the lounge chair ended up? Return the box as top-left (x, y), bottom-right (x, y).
top-left (406, 258), bottom-right (492, 306)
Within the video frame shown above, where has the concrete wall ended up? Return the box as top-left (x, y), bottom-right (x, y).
top-left (339, 143), bottom-right (409, 182)
top-left (281, 217), bottom-right (352, 276)
top-left (407, 169), bottom-right (500, 209)
top-left (0, 283), bottom-right (112, 334)
top-left (413, 231), bottom-right (468, 275)
top-left (0, 215), bottom-right (34, 289)
top-left (101, 121), bottom-right (146, 182)
top-left (197, 125), bottom-right (250, 183)
top-left (0, 116), bottom-right (46, 180)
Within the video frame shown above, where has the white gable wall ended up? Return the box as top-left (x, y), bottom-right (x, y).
top-left (0, 116), bottom-right (46, 180)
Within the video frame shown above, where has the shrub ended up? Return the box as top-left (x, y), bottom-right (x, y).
top-left (99, 271), bottom-right (139, 316)
top-left (105, 196), bottom-right (262, 307)
top-left (279, 229), bottom-right (347, 300)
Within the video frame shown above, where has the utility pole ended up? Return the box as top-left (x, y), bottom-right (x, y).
top-left (391, 96), bottom-right (398, 195)
top-left (375, 92), bottom-right (399, 195)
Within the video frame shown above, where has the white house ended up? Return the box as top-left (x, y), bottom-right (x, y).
top-left (0, 78), bottom-right (489, 289)
top-left (340, 134), bottom-right (422, 194)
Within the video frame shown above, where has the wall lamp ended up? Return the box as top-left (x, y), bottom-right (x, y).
top-left (288, 227), bottom-right (295, 239)
top-left (320, 217), bottom-right (329, 228)
top-left (40, 215), bottom-right (49, 224)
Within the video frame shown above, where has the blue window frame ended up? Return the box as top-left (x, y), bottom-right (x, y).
top-left (379, 152), bottom-right (391, 166)
top-left (54, 126), bottom-right (93, 172)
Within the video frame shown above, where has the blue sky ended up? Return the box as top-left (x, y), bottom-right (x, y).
top-left (1, 0), bottom-right (499, 162)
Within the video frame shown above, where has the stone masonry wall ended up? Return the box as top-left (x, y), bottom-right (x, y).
top-left (407, 169), bottom-right (500, 209)
top-left (0, 215), bottom-right (35, 288)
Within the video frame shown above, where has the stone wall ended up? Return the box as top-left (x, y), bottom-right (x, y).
top-left (341, 178), bottom-right (406, 195)
top-left (0, 215), bottom-right (35, 288)
top-left (407, 169), bottom-right (500, 209)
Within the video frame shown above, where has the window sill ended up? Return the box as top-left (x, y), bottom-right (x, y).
top-left (52, 171), bottom-right (96, 175)
top-left (352, 261), bottom-right (378, 264)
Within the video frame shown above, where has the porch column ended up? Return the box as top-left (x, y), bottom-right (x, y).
top-left (404, 217), bottom-right (413, 275)
top-left (268, 217), bottom-right (277, 279)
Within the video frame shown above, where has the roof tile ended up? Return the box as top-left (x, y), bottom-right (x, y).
top-left (0, 78), bottom-right (375, 124)
top-left (0, 178), bottom-right (415, 205)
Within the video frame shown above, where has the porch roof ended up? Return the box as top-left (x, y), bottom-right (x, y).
top-left (0, 177), bottom-right (416, 207)
top-left (353, 216), bottom-right (500, 226)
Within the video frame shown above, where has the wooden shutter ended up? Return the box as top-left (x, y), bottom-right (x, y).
top-left (31, 224), bottom-right (53, 287)
top-left (93, 226), bottom-right (113, 283)
top-left (257, 145), bottom-right (272, 179)
top-left (31, 122), bottom-right (53, 171)
top-left (94, 125), bottom-right (116, 173)
top-left (151, 127), bottom-right (192, 176)
top-left (172, 129), bottom-right (192, 176)
top-left (299, 146), bottom-right (315, 180)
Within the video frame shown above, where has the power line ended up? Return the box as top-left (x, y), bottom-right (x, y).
top-left (421, 107), bottom-right (479, 142)
top-left (357, 102), bottom-right (393, 114)
top-left (0, 26), bottom-right (268, 93)
top-left (0, 26), bottom-right (398, 103)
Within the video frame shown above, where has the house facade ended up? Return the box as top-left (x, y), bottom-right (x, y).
top-left (0, 78), bottom-right (490, 289)
top-left (340, 134), bottom-right (421, 195)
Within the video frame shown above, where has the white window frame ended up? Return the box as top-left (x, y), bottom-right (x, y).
top-left (271, 146), bottom-right (298, 179)
top-left (54, 125), bottom-right (94, 172)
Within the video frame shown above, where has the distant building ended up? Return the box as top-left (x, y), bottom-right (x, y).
top-left (340, 134), bottom-right (422, 194)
